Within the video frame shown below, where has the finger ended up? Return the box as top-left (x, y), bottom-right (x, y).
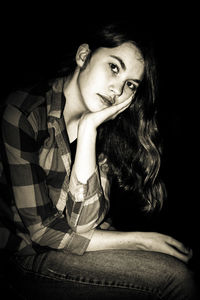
top-left (116, 99), bottom-right (132, 114)
top-left (89, 95), bottom-right (133, 128)
top-left (115, 95), bottom-right (133, 109)
top-left (110, 102), bottom-right (131, 120)
top-left (97, 96), bottom-right (133, 122)
top-left (166, 237), bottom-right (192, 256)
top-left (164, 244), bottom-right (192, 263)
top-left (163, 237), bottom-right (193, 263)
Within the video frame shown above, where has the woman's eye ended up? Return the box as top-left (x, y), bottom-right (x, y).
top-left (127, 81), bottom-right (136, 91)
top-left (109, 63), bottom-right (119, 74)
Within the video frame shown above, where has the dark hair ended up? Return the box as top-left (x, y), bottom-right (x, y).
top-left (59, 22), bottom-right (166, 212)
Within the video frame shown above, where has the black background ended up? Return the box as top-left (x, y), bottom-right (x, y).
top-left (1, 3), bottom-right (199, 270)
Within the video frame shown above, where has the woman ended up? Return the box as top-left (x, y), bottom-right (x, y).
top-left (0, 22), bottom-right (197, 299)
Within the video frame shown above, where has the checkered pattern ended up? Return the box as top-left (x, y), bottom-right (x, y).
top-left (0, 78), bottom-right (110, 255)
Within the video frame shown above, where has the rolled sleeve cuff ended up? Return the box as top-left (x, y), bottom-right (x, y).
top-left (69, 166), bottom-right (102, 201)
top-left (64, 229), bottom-right (95, 255)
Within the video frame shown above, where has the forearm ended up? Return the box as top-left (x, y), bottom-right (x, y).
top-left (86, 229), bottom-right (193, 264)
top-left (73, 120), bottom-right (97, 184)
top-left (86, 229), bottom-right (143, 251)
top-left (67, 119), bottom-right (109, 231)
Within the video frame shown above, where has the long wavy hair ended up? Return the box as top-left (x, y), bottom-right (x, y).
top-left (58, 22), bottom-right (166, 213)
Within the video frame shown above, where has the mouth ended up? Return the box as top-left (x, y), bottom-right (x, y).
top-left (97, 93), bottom-right (115, 106)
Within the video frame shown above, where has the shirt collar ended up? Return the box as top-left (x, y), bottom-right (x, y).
top-left (48, 77), bottom-right (66, 119)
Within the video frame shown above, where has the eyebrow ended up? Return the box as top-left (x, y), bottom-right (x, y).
top-left (110, 55), bottom-right (126, 70)
top-left (109, 55), bottom-right (141, 84)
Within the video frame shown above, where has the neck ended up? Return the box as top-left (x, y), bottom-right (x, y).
top-left (63, 68), bottom-right (87, 142)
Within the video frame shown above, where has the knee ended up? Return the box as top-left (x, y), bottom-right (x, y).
top-left (163, 257), bottom-right (197, 299)
top-left (174, 263), bottom-right (193, 284)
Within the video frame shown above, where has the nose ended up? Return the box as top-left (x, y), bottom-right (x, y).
top-left (109, 81), bottom-right (123, 97)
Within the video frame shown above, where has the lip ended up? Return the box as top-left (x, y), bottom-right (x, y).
top-left (97, 93), bottom-right (115, 106)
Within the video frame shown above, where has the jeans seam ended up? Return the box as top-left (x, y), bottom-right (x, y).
top-left (11, 256), bottom-right (164, 299)
top-left (43, 269), bottom-right (163, 299)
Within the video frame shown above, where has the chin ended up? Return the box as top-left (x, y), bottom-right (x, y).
top-left (83, 95), bottom-right (105, 112)
top-left (86, 103), bottom-right (104, 113)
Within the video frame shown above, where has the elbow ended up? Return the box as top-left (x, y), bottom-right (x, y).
top-left (66, 193), bottom-right (109, 233)
top-left (67, 208), bottom-right (107, 234)
top-left (69, 220), bottom-right (97, 234)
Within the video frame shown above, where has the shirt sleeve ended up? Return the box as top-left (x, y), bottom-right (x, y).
top-left (66, 164), bottom-right (110, 233)
top-left (1, 104), bottom-right (99, 255)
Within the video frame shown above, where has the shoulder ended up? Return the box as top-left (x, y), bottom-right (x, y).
top-left (4, 80), bottom-right (50, 117)
top-left (1, 81), bottom-right (52, 137)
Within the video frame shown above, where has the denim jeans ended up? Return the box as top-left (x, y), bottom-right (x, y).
top-left (4, 249), bottom-right (198, 300)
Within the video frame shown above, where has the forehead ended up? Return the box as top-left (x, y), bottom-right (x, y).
top-left (94, 42), bottom-right (144, 78)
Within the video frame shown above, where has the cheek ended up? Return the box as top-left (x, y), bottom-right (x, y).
top-left (84, 69), bottom-right (108, 93)
top-left (78, 69), bottom-right (93, 96)
top-left (123, 85), bottom-right (136, 98)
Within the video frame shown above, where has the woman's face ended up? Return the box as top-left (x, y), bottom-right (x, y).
top-left (77, 42), bottom-right (145, 112)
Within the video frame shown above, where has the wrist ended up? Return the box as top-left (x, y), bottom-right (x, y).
top-left (125, 231), bottom-right (148, 251)
top-left (78, 120), bottom-right (97, 139)
top-left (78, 114), bottom-right (98, 133)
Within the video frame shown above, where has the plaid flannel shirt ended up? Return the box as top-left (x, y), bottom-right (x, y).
top-left (0, 78), bottom-right (110, 255)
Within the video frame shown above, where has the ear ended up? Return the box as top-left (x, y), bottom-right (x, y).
top-left (76, 44), bottom-right (90, 67)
